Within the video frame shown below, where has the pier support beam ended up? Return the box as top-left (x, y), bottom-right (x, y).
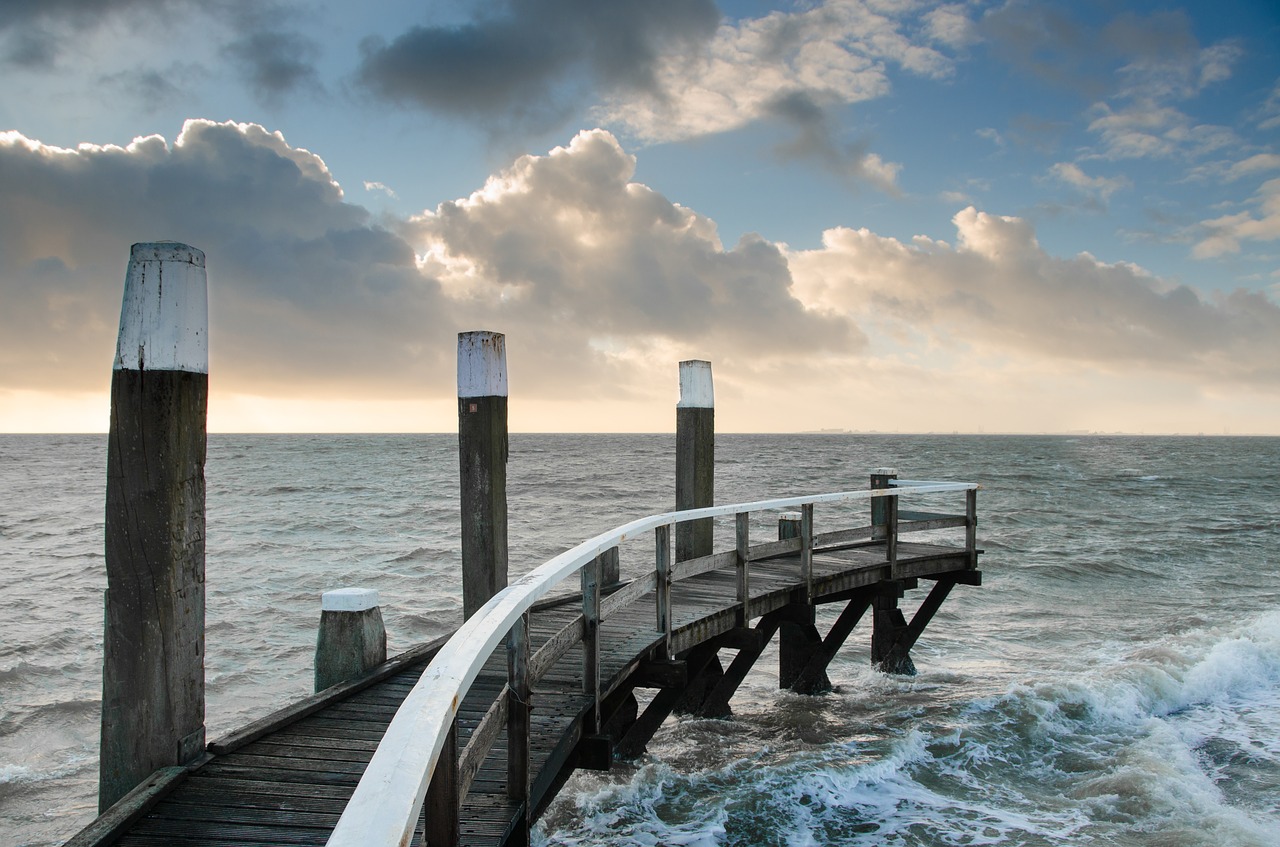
top-left (676, 360), bottom-right (714, 562)
top-left (314, 589), bottom-right (387, 692)
top-left (777, 512), bottom-right (832, 693)
top-left (100, 242), bottom-right (208, 811)
top-left (458, 331), bottom-right (508, 621)
top-left (872, 581), bottom-right (918, 675)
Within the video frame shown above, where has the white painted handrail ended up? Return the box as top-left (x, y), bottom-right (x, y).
top-left (326, 481), bottom-right (976, 846)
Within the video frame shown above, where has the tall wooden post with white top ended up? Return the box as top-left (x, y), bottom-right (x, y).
top-left (675, 360), bottom-right (714, 562)
top-left (457, 331), bottom-right (509, 621)
top-left (100, 242), bottom-right (209, 811)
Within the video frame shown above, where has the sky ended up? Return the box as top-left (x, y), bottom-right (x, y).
top-left (2, 0), bottom-right (1279, 434)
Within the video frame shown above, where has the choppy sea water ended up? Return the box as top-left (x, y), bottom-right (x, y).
top-left (1, 434), bottom-right (1278, 846)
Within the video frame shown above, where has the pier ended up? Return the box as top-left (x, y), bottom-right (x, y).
top-left (65, 243), bottom-right (983, 847)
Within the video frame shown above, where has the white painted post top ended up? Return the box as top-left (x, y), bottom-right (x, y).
top-left (113, 242), bottom-right (208, 373)
top-left (322, 588), bottom-right (380, 612)
top-left (872, 468), bottom-right (899, 476)
top-left (458, 331), bottom-right (507, 397)
top-left (779, 511), bottom-right (802, 521)
top-left (677, 360), bottom-right (713, 408)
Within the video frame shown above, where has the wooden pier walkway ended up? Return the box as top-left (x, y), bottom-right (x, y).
top-left (70, 489), bottom-right (980, 847)
top-left (75, 255), bottom-right (982, 847)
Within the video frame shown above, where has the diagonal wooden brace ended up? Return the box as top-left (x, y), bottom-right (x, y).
top-left (615, 642), bottom-right (719, 760)
top-left (874, 576), bottom-right (965, 674)
top-left (790, 587), bottom-right (877, 694)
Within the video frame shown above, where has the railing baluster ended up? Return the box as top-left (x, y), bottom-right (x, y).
top-left (507, 614), bottom-right (530, 807)
top-left (424, 721), bottom-right (459, 847)
top-left (581, 554), bottom-right (602, 731)
top-left (800, 504), bottom-right (813, 604)
top-left (656, 524), bottom-right (673, 657)
top-left (966, 487), bottom-right (977, 568)
top-left (735, 512), bottom-right (750, 626)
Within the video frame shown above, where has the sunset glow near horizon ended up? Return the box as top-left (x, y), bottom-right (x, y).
top-left (2, 1), bottom-right (1279, 435)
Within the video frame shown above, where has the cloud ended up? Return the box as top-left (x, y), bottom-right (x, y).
top-left (976, 127), bottom-right (1005, 149)
top-left (924, 4), bottom-right (977, 49)
top-left (790, 207), bottom-right (1280, 386)
top-left (1226, 154), bottom-right (1280, 181)
top-left (1, 0), bottom-right (208, 66)
top-left (0, 123), bottom-right (857, 406)
top-left (1257, 82), bottom-right (1280, 131)
top-left (355, 0), bottom-right (720, 135)
top-left (1086, 100), bottom-right (1236, 161)
top-left (1049, 161), bottom-right (1130, 204)
top-left (406, 129), bottom-right (857, 393)
top-left (764, 90), bottom-right (901, 192)
top-left (1193, 178), bottom-right (1280, 258)
top-left (5, 119), bottom-right (1276, 431)
top-left (600, 0), bottom-right (957, 143)
top-left (1, 0), bottom-right (323, 109)
top-left (0, 121), bottom-right (446, 394)
top-left (222, 29), bottom-right (323, 104)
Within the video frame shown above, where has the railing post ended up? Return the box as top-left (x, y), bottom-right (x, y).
top-left (735, 512), bottom-right (750, 626)
top-left (458, 330), bottom-right (509, 621)
top-left (800, 503), bottom-right (814, 604)
top-left (966, 487), bottom-right (978, 568)
top-left (655, 524), bottom-right (673, 657)
top-left (100, 242), bottom-right (208, 811)
top-left (582, 555), bottom-right (602, 731)
top-left (887, 491), bottom-right (899, 576)
top-left (507, 614), bottom-right (530, 812)
top-left (676, 360), bottom-right (714, 562)
top-left (601, 544), bottom-right (621, 587)
top-left (425, 722), bottom-right (459, 847)
top-left (870, 468), bottom-right (897, 538)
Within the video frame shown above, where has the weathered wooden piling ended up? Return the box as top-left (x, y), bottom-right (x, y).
top-left (314, 588), bottom-right (387, 692)
top-left (458, 331), bottom-right (508, 620)
top-left (100, 242), bottom-right (208, 811)
top-left (675, 360), bottom-right (714, 562)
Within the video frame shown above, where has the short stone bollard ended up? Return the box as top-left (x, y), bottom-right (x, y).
top-left (314, 588), bottom-right (387, 692)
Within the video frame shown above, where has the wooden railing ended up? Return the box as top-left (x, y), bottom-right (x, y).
top-left (326, 479), bottom-right (978, 847)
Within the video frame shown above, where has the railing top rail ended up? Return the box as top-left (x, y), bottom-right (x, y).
top-left (325, 480), bottom-right (976, 846)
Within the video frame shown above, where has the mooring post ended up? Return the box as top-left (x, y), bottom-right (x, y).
top-left (314, 588), bottom-right (387, 692)
top-left (777, 511), bottom-right (831, 692)
top-left (675, 360), bottom-right (714, 562)
top-left (100, 242), bottom-right (208, 812)
top-left (458, 331), bottom-right (508, 620)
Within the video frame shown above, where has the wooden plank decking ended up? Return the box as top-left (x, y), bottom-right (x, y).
top-left (75, 539), bottom-right (977, 847)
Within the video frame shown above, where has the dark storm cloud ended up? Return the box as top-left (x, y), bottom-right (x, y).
top-left (223, 30), bottom-right (323, 103)
top-left (765, 91), bottom-right (899, 193)
top-left (356, 0), bottom-right (720, 132)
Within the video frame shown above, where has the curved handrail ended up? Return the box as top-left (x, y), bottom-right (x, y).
top-left (326, 481), bottom-right (976, 846)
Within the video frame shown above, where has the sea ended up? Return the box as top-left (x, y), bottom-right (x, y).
top-left (1, 433), bottom-right (1278, 847)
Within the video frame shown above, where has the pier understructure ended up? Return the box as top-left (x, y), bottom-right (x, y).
top-left (69, 482), bottom-right (981, 847)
